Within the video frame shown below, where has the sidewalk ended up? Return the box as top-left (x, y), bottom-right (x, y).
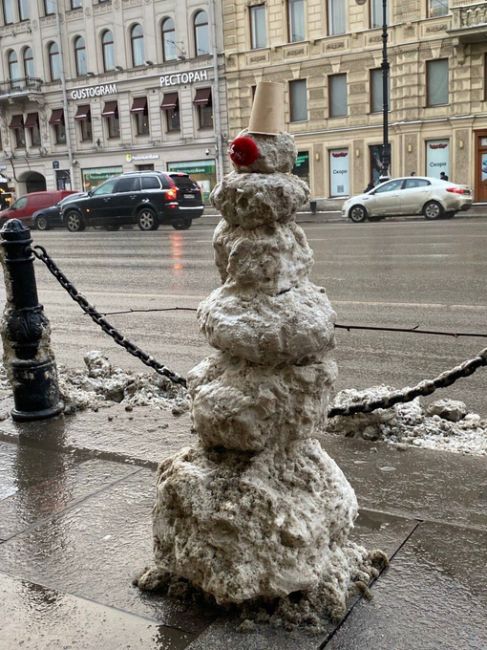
top-left (0, 394), bottom-right (485, 649)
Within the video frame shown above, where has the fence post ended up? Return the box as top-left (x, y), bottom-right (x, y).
top-left (0, 219), bottom-right (63, 421)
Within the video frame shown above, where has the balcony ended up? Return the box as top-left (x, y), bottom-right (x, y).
top-left (448, 2), bottom-right (487, 43)
top-left (0, 78), bottom-right (43, 103)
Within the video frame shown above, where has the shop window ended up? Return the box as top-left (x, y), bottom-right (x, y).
top-left (194, 10), bottom-right (209, 56)
top-left (75, 105), bottom-right (92, 142)
top-left (289, 79), bottom-right (307, 122)
top-left (370, 0), bottom-right (387, 29)
top-left (288, 0), bottom-right (305, 43)
top-left (194, 87), bottom-right (213, 129)
top-left (131, 96), bottom-right (150, 136)
top-left (7, 50), bottom-right (20, 88)
top-left (162, 17), bottom-right (177, 61)
top-left (44, 0), bottom-right (56, 16)
top-left (329, 74), bottom-right (347, 117)
top-left (370, 68), bottom-right (389, 113)
top-left (426, 59), bottom-right (448, 106)
top-left (48, 41), bottom-right (61, 81)
top-left (327, 0), bottom-right (346, 36)
top-left (428, 0), bottom-right (448, 17)
top-left (292, 151), bottom-right (310, 185)
top-left (425, 140), bottom-right (449, 179)
top-left (102, 101), bottom-right (120, 138)
top-left (3, 0), bottom-right (15, 24)
top-left (10, 114), bottom-right (25, 148)
top-left (74, 35), bottom-right (87, 77)
top-left (250, 4), bottom-right (267, 49)
top-left (23, 47), bottom-right (35, 79)
top-left (102, 30), bottom-right (115, 72)
top-left (25, 112), bottom-right (41, 147)
top-left (161, 92), bottom-right (180, 132)
top-left (19, 0), bottom-right (29, 20)
top-left (329, 149), bottom-right (350, 196)
top-left (49, 108), bottom-right (66, 144)
top-left (131, 23), bottom-right (145, 67)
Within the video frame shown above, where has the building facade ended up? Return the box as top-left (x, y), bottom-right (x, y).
top-left (223, 0), bottom-right (487, 202)
top-left (0, 0), bottom-right (228, 201)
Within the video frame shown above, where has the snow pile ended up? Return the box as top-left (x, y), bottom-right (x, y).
top-left (328, 386), bottom-right (487, 456)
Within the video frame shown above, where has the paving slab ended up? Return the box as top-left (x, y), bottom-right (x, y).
top-left (323, 521), bottom-right (487, 650)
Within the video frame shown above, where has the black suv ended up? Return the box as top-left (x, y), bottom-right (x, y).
top-left (60, 171), bottom-right (204, 232)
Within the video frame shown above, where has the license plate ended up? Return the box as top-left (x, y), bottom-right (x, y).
top-left (184, 193), bottom-right (194, 199)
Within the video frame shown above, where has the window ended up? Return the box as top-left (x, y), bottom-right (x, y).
top-left (162, 17), bottom-right (177, 61)
top-left (74, 104), bottom-right (92, 141)
top-left (19, 0), bottom-right (29, 20)
top-left (48, 42), bottom-right (61, 81)
top-left (250, 4), bottom-right (267, 49)
top-left (114, 177), bottom-right (140, 193)
top-left (102, 101), bottom-right (120, 138)
top-left (131, 24), bottom-right (145, 67)
top-left (44, 0), bottom-right (56, 15)
top-left (194, 87), bottom-right (213, 129)
top-left (93, 179), bottom-right (117, 196)
top-left (74, 36), bottom-right (87, 76)
top-left (131, 97), bottom-right (150, 136)
top-left (288, 0), bottom-right (305, 42)
top-left (7, 50), bottom-right (20, 87)
top-left (102, 30), bottom-right (115, 72)
top-left (426, 140), bottom-right (449, 178)
top-left (141, 176), bottom-right (161, 190)
top-left (10, 114), bottom-right (25, 148)
top-left (426, 59), bottom-right (448, 106)
top-left (329, 149), bottom-right (349, 196)
top-left (328, 0), bottom-right (346, 36)
top-left (428, 0), bottom-right (448, 17)
top-left (194, 10), bottom-right (209, 56)
top-left (161, 92), bottom-right (180, 131)
top-left (3, 0), bottom-right (15, 24)
top-left (329, 74), bottom-right (347, 117)
top-left (23, 47), bottom-right (35, 79)
top-left (70, 0), bottom-right (82, 8)
top-left (374, 179), bottom-right (403, 193)
top-left (25, 112), bottom-right (41, 146)
top-left (289, 79), bottom-right (307, 122)
top-left (370, 68), bottom-right (389, 113)
top-left (403, 178), bottom-right (430, 189)
top-left (49, 108), bottom-right (66, 144)
top-left (371, 0), bottom-right (386, 29)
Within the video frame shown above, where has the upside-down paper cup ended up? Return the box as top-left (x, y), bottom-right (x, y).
top-left (248, 81), bottom-right (285, 135)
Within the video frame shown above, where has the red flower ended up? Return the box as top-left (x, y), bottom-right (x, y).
top-left (229, 136), bottom-right (260, 166)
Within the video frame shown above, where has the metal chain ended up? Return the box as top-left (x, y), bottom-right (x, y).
top-left (32, 245), bottom-right (187, 388)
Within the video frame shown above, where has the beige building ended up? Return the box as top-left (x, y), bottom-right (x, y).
top-left (223, 0), bottom-right (487, 203)
top-left (0, 0), bottom-right (228, 201)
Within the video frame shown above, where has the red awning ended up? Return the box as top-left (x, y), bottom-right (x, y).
top-left (160, 92), bottom-right (178, 110)
top-left (101, 101), bottom-right (118, 117)
top-left (193, 87), bottom-right (212, 106)
top-left (74, 104), bottom-right (90, 120)
top-left (49, 108), bottom-right (64, 125)
top-left (24, 112), bottom-right (39, 128)
top-left (9, 114), bottom-right (24, 128)
top-left (130, 97), bottom-right (147, 112)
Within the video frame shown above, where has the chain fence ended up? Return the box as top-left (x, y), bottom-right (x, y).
top-left (33, 244), bottom-right (486, 417)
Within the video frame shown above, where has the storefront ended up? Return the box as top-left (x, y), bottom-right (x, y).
top-left (425, 140), bottom-right (449, 179)
top-left (81, 166), bottom-right (123, 191)
top-left (167, 160), bottom-right (216, 202)
top-left (329, 149), bottom-right (350, 197)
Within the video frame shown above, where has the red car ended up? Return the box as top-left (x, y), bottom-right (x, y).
top-left (0, 190), bottom-right (77, 227)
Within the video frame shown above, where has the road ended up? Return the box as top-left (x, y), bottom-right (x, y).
top-left (3, 216), bottom-right (486, 415)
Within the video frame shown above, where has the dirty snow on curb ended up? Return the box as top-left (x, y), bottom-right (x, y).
top-left (328, 385), bottom-right (487, 456)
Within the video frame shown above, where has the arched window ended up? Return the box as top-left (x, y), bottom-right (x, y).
top-left (7, 50), bottom-right (20, 83)
top-left (74, 35), bottom-right (87, 76)
top-left (102, 30), bottom-right (115, 71)
top-left (23, 47), bottom-right (35, 79)
top-left (162, 17), bottom-right (177, 61)
top-left (194, 10), bottom-right (209, 56)
top-left (130, 23), bottom-right (145, 67)
top-left (48, 41), bottom-right (61, 81)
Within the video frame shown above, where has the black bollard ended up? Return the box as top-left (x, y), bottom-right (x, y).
top-left (0, 219), bottom-right (63, 421)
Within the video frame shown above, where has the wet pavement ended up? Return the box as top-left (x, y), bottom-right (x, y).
top-left (0, 395), bottom-right (485, 649)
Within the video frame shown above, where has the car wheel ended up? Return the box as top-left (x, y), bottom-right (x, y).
top-left (66, 210), bottom-right (85, 232)
top-left (349, 205), bottom-right (368, 223)
top-left (138, 208), bottom-right (159, 231)
top-left (172, 217), bottom-right (192, 230)
top-left (35, 215), bottom-right (51, 231)
top-left (423, 201), bottom-right (443, 220)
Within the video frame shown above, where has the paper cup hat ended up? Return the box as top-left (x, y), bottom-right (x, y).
top-left (248, 81), bottom-right (285, 135)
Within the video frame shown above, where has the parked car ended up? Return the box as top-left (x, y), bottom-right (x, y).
top-left (32, 193), bottom-right (85, 230)
top-left (0, 190), bottom-right (78, 227)
top-left (60, 171), bottom-right (204, 232)
top-left (342, 176), bottom-right (472, 223)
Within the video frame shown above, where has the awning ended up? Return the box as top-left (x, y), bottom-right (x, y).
top-left (49, 108), bottom-right (64, 125)
top-left (193, 87), bottom-right (212, 106)
top-left (160, 92), bottom-right (178, 110)
top-left (24, 112), bottom-right (39, 128)
top-left (101, 101), bottom-right (118, 117)
top-left (130, 97), bottom-right (147, 113)
top-left (74, 104), bottom-right (90, 120)
top-left (9, 114), bottom-right (24, 129)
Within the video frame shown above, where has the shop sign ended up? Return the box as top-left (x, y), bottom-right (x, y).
top-left (329, 149), bottom-right (349, 196)
top-left (160, 69), bottom-right (209, 88)
top-left (70, 83), bottom-right (117, 100)
top-left (125, 153), bottom-right (160, 162)
top-left (168, 160), bottom-right (216, 175)
top-left (426, 140), bottom-right (449, 179)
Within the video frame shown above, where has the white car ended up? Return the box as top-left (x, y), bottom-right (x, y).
top-left (342, 176), bottom-right (472, 223)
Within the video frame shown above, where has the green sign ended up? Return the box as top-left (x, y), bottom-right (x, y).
top-left (168, 160), bottom-right (216, 175)
top-left (81, 166), bottom-right (123, 190)
top-left (293, 151), bottom-right (310, 179)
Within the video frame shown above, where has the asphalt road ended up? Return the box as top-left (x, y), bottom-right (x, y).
top-left (4, 216), bottom-right (486, 416)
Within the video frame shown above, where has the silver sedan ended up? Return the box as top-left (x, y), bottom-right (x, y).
top-left (342, 176), bottom-right (472, 223)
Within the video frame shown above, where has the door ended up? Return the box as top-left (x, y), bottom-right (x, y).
top-left (111, 176), bottom-right (141, 222)
top-left (401, 178), bottom-right (432, 215)
top-left (86, 177), bottom-right (118, 224)
top-left (475, 132), bottom-right (487, 202)
top-left (367, 179), bottom-right (404, 216)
